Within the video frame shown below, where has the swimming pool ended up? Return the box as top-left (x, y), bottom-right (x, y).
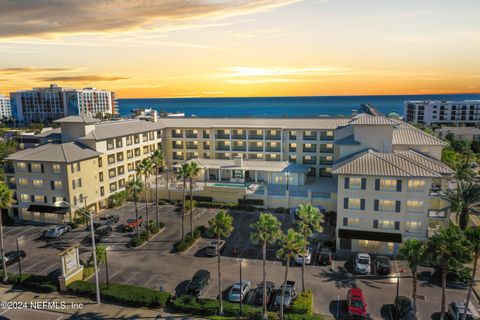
top-left (211, 183), bottom-right (245, 188)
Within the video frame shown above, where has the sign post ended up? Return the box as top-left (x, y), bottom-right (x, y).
top-left (58, 244), bottom-right (83, 291)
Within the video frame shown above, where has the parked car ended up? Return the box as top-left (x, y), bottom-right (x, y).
top-left (347, 288), bottom-right (368, 319)
top-left (354, 253), bottom-right (371, 275)
top-left (89, 225), bottom-right (112, 243)
top-left (206, 240), bottom-right (225, 256)
top-left (273, 281), bottom-right (297, 309)
top-left (99, 214), bottom-right (120, 225)
top-left (295, 247), bottom-right (313, 265)
top-left (394, 296), bottom-right (415, 320)
top-left (0, 250), bottom-right (26, 268)
top-left (448, 301), bottom-right (480, 320)
top-left (44, 225), bottom-right (71, 239)
top-left (122, 216), bottom-right (143, 232)
top-left (185, 269), bottom-right (210, 295)
top-left (374, 256), bottom-right (392, 275)
top-left (318, 247), bottom-right (333, 265)
top-left (228, 280), bottom-right (251, 302)
top-left (253, 281), bottom-right (275, 306)
top-left (86, 222), bottom-right (103, 232)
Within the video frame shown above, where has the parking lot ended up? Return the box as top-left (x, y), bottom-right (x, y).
top-left (1, 202), bottom-right (474, 319)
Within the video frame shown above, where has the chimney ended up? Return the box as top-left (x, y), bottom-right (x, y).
top-left (351, 109), bottom-right (358, 117)
top-left (234, 156), bottom-right (243, 167)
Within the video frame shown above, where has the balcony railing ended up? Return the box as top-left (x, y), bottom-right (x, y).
top-left (186, 134), bottom-right (197, 139)
top-left (203, 143), bottom-right (210, 150)
top-left (266, 135), bottom-right (281, 140)
top-left (303, 147), bottom-right (316, 153)
top-left (172, 144), bottom-right (183, 149)
top-left (249, 147), bottom-right (263, 152)
top-left (186, 143), bottom-right (198, 149)
top-left (232, 146), bottom-right (247, 151)
top-left (232, 134), bottom-right (246, 140)
top-left (266, 147), bottom-right (281, 152)
top-left (289, 134), bottom-right (297, 140)
top-left (320, 147), bottom-right (334, 153)
top-left (428, 207), bottom-right (449, 218)
top-left (320, 134), bottom-right (334, 141)
top-left (249, 134), bottom-right (263, 140)
top-left (172, 132), bottom-right (183, 138)
top-left (303, 134), bottom-right (317, 141)
top-left (216, 145), bottom-right (230, 151)
top-left (215, 134), bottom-right (230, 139)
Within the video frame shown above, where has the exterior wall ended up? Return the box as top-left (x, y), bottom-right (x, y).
top-left (405, 100), bottom-right (480, 126)
top-left (0, 95), bottom-right (11, 118)
top-left (352, 125), bottom-right (393, 152)
top-left (335, 174), bottom-right (450, 255)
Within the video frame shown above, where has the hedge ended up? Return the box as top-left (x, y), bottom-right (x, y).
top-left (195, 201), bottom-right (237, 209)
top-left (68, 281), bottom-right (171, 308)
top-left (158, 199), bottom-right (176, 205)
top-left (193, 195), bottom-right (213, 202)
top-left (174, 294), bottom-right (262, 317)
top-left (238, 198), bottom-right (264, 206)
top-left (174, 227), bottom-right (202, 252)
top-left (0, 271), bottom-right (57, 293)
top-left (290, 290), bottom-right (313, 315)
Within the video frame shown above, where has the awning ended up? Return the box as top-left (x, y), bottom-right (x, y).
top-left (27, 204), bottom-right (70, 215)
top-left (338, 229), bottom-right (402, 243)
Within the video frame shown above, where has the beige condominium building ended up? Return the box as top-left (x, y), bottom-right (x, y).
top-left (4, 115), bottom-right (162, 224)
top-left (4, 113), bottom-right (453, 255)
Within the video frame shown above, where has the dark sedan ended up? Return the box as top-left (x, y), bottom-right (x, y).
top-left (253, 281), bottom-right (275, 306)
top-left (375, 256), bottom-right (392, 275)
top-left (0, 250), bottom-right (26, 268)
top-left (394, 296), bottom-right (415, 320)
top-left (186, 270), bottom-right (210, 296)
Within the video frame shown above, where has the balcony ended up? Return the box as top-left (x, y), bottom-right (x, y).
top-left (249, 132), bottom-right (263, 140)
top-left (320, 134), bottom-right (334, 141)
top-left (249, 147), bottom-right (263, 152)
top-left (232, 146), bottom-right (247, 151)
top-left (203, 142), bottom-right (210, 150)
top-left (266, 134), bottom-right (281, 140)
top-left (232, 131), bottom-right (246, 139)
top-left (289, 134), bottom-right (297, 140)
top-left (266, 147), bottom-right (281, 152)
top-left (319, 159), bottom-right (333, 165)
top-left (216, 145), bottom-right (230, 151)
top-left (186, 143), bottom-right (198, 149)
top-left (303, 147), bottom-right (317, 153)
top-left (320, 147), bottom-right (334, 153)
top-left (172, 144), bottom-right (183, 150)
top-left (172, 132), bottom-right (183, 138)
top-left (186, 131), bottom-right (198, 139)
top-left (303, 134), bottom-right (317, 141)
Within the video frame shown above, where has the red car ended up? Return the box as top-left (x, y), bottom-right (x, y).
top-left (347, 288), bottom-right (368, 319)
top-left (123, 216), bottom-right (143, 232)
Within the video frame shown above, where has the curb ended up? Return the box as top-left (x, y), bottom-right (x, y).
top-left (177, 237), bottom-right (202, 255)
top-left (132, 227), bottom-right (166, 249)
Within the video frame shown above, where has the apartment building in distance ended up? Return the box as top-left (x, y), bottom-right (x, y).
top-left (10, 84), bottom-right (118, 124)
top-left (3, 113), bottom-right (453, 255)
top-left (4, 115), bottom-right (161, 224)
top-left (0, 94), bottom-right (11, 119)
top-left (405, 100), bottom-right (480, 126)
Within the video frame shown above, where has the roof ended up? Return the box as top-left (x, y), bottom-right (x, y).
top-left (54, 115), bottom-right (98, 124)
top-left (80, 119), bottom-right (161, 141)
top-left (332, 149), bottom-right (454, 177)
top-left (392, 120), bottom-right (447, 146)
top-left (174, 158), bottom-right (310, 173)
top-left (5, 142), bottom-right (101, 163)
top-left (335, 134), bottom-right (361, 145)
top-left (349, 114), bottom-right (398, 126)
top-left (157, 117), bottom-right (350, 130)
top-left (435, 126), bottom-right (480, 135)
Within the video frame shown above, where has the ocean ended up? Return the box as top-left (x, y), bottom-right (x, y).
top-left (118, 94), bottom-right (480, 117)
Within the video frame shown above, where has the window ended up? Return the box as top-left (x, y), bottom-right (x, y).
top-left (109, 168), bottom-right (116, 178)
top-left (16, 162), bottom-right (27, 171)
top-left (115, 138), bottom-right (123, 148)
top-left (52, 164), bottom-right (61, 173)
top-left (34, 195), bottom-right (45, 203)
top-left (406, 221), bottom-right (423, 233)
top-left (378, 220), bottom-right (396, 230)
top-left (18, 178), bottom-right (28, 187)
top-left (407, 200), bottom-right (424, 212)
top-left (116, 152), bottom-right (124, 162)
top-left (108, 155), bottom-right (115, 164)
top-left (109, 182), bottom-right (117, 192)
top-left (379, 179), bottom-right (399, 191)
top-left (107, 139), bottom-right (114, 150)
top-left (377, 199), bottom-right (399, 212)
top-left (289, 143), bottom-right (297, 151)
top-left (346, 218), bottom-right (360, 227)
top-left (53, 180), bottom-right (62, 190)
top-left (32, 179), bottom-right (43, 188)
top-left (126, 136), bottom-right (133, 146)
top-left (71, 162), bottom-right (80, 173)
top-left (407, 179), bottom-right (426, 192)
top-left (99, 172), bottom-right (104, 182)
top-left (346, 177), bottom-right (364, 190)
top-left (289, 155), bottom-right (297, 162)
top-left (20, 194), bottom-right (29, 203)
top-left (344, 198), bottom-right (365, 210)
top-left (31, 163), bottom-right (42, 173)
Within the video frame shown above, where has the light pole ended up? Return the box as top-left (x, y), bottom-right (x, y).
top-left (239, 258), bottom-right (243, 317)
top-left (15, 236), bottom-right (22, 283)
top-left (105, 246), bottom-right (110, 289)
top-left (55, 199), bottom-right (101, 304)
top-left (285, 170), bottom-right (289, 191)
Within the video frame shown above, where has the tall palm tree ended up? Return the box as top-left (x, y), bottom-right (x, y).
top-left (150, 149), bottom-right (165, 228)
top-left (463, 227), bottom-right (480, 320)
top-left (454, 161), bottom-right (475, 182)
top-left (296, 203), bottom-right (323, 292)
top-left (187, 162), bottom-right (201, 235)
top-left (126, 178), bottom-right (144, 236)
top-left (0, 183), bottom-right (14, 283)
top-left (276, 228), bottom-right (306, 320)
top-left (398, 239), bottom-right (427, 320)
top-left (208, 210), bottom-right (234, 316)
top-left (427, 225), bottom-right (472, 320)
top-left (176, 163), bottom-right (190, 242)
top-left (443, 181), bottom-right (480, 230)
top-left (250, 213), bottom-right (282, 320)
top-left (137, 158), bottom-right (153, 230)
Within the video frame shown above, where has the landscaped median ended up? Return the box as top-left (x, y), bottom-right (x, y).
top-left (130, 221), bottom-right (166, 248)
top-left (0, 271), bottom-right (58, 293)
top-left (68, 280), bottom-right (171, 308)
top-left (173, 225), bottom-right (206, 252)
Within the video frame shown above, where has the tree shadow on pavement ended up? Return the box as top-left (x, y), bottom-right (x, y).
top-left (380, 304), bottom-right (395, 320)
top-left (174, 280), bottom-right (189, 297)
top-left (314, 268), bottom-right (356, 289)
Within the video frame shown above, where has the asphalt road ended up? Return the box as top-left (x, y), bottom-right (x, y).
top-left (1, 203), bottom-right (475, 319)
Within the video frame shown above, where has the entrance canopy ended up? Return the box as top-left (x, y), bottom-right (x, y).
top-left (27, 204), bottom-right (70, 215)
top-left (174, 158), bottom-right (310, 173)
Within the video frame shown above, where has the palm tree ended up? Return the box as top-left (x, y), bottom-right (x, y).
top-left (454, 161), bottom-right (475, 182)
top-left (427, 225), bottom-right (472, 320)
top-left (0, 183), bottom-right (14, 283)
top-left (126, 178), bottom-right (144, 236)
top-left (176, 163), bottom-right (190, 242)
top-left (137, 158), bottom-right (153, 230)
top-left (150, 150), bottom-right (165, 228)
top-left (276, 228), bottom-right (307, 320)
top-left (208, 210), bottom-right (234, 316)
top-left (398, 239), bottom-right (427, 320)
top-left (463, 227), bottom-right (480, 320)
top-left (187, 162), bottom-right (201, 235)
top-left (250, 213), bottom-right (282, 320)
top-left (443, 181), bottom-right (480, 230)
top-left (295, 203), bottom-right (323, 292)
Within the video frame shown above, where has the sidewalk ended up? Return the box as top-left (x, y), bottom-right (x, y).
top-left (0, 284), bottom-right (191, 320)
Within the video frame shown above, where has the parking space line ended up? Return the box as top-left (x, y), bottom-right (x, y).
top-left (4, 227), bottom-right (23, 236)
top-left (109, 270), bottom-right (121, 280)
top-left (123, 271), bottom-right (140, 285)
top-left (40, 263), bottom-right (59, 275)
top-left (201, 279), bottom-right (215, 298)
top-left (23, 260), bottom-right (46, 272)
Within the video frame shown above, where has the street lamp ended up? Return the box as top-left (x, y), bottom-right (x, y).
top-left (55, 199), bottom-right (101, 305)
top-left (105, 246), bottom-right (110, 289)
top-left (15, 236), bottom-right (23, 283)
top-left (285, 170), bottom-right (289, 191)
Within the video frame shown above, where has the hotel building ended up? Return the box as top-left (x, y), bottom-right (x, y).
top-left (0, 94), bottom-right (11, 119)
top-left (3, 113), bottom-right (453, 255)
top-left (405, 100), bottom-right (480, 126)
top-left (10, 84), bottom-right (118, 124)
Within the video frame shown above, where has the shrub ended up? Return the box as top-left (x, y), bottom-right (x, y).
top-left (274, 207), bottom-right (286, 213)
top-left (68, 281), bottom-right (170, 308)
top-left (83, 266), bottom-right (95, 279)
top-left (196, 201), bottom-right (237, 209)
top-left (238, 198), bottom-right (263, 206)
top-left (285, 315), bottom-right (324, 320)
top-left (159, 221), bottom-right (165, 228)
top-left (158, 198), bottom-right (175, 205)
top-left (0, 272), bottom-right (58, 293)
top-left (108, 190), bottom-right (128, 208)
top-left (130, 233), bottom-right (147, 247)
top-left (290, 290), bottom-right (313, 315)
top-left (174, 229), bottom-right (201, 252)
top-left (185, 200), bottom-right (196, 211)
top-left (174, 295), bottom-right (261, 317)
top-left (193, 195), bottom-right (213, 202)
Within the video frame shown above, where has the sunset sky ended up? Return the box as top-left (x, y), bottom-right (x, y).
top-left (0, 0), bottom-right (479, 98)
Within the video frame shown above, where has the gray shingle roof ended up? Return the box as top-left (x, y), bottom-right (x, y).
top-left (80, 120), bottom-right (161, 141)
top-left (54, 115), bottom-right (98, 124)
top-left (332, 149), bottom-right (454, 177)
top-left (349, 114), bottom-right (398, 126)
top-left (157, 117), bottom-right (350, 130)
top-left (5, 142), bottom-right (101, 163)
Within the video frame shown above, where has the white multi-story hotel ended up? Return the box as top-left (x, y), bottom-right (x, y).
top-left (0, 94), bottom-right (11, 119)
top-left (10, 84), bottom-right (118, 124)
top-left (405, 100), bottom-right (480, 126)
top-left (4, 113), bottom-right (453, 255)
